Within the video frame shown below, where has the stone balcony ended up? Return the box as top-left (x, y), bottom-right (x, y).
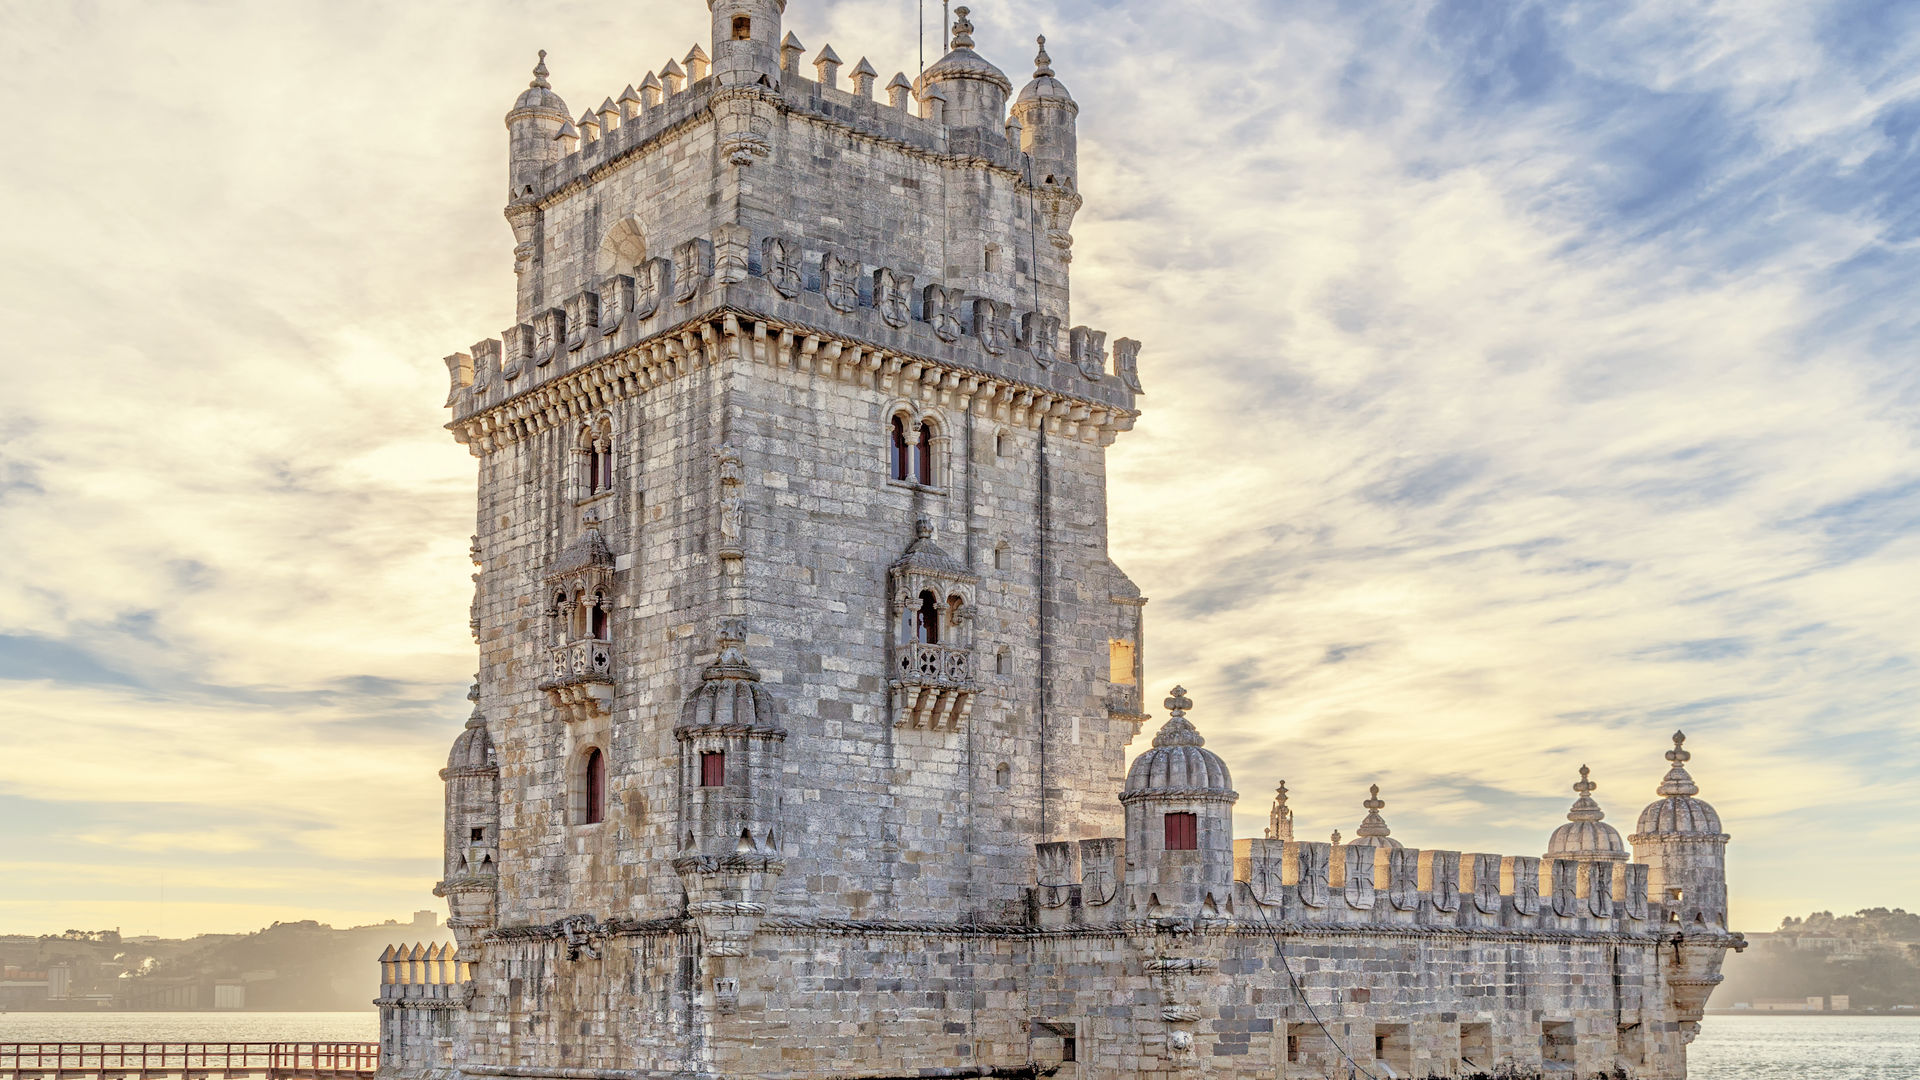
top-left (891, 643), bottom-right (976, 731)
top-left (539, 638), bottom-right (614, 722)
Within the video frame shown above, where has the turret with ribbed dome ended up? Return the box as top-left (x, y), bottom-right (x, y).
top-left (1547, 765), bottom-right (1628, 863)
top-left (1345, 784), bottom-right (1403, 851)
top-left (1122, 688), bottom-right (1237, 920)
top-left (1630, 732), bottom-right (1731, 935)
top-left (506, 51), bottom-right (568, 202)
top-left (435, 684), bottom-right (499, 951)
top-left (916, 7), bottom-right (1011, 131)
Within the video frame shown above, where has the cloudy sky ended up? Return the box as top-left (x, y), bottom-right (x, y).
top-left (1, 0), bottom-right (1914, 939)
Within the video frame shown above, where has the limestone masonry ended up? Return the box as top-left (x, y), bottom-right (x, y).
top-left (377, 4), bottom-right (1743, 1076)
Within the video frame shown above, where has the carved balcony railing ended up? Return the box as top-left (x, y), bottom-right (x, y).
top-left (539, 638), bottom-right (614, 721)
top-left (890, 643), bottom-right (976, 731)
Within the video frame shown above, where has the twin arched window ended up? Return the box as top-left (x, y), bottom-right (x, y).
top-left (889, 415), bottom-right (936, 486)
top-left (910, 590), bottom-right (967, 646)
top-left (555, 589), bottom-right (611, 643)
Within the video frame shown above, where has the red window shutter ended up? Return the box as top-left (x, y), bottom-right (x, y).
top-left (701, 751), bottom-right (726, 788)
top-left (1165, 812), bottom-right (1197, 850)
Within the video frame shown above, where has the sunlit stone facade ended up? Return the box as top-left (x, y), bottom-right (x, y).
top-left (379, 4), bottom-right (1741, 1076)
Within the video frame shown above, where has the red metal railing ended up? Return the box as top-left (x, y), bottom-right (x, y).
top-left (0, 1044), bottom-right (379, 1078)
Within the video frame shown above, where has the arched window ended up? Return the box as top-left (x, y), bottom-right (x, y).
top-left (590, 592), bottom-right (609, 641)
top-left (583, 748), bottom-right (607, 825)
top-left (915, 421), bottom-right (935, 485)
top-left (915, 590), bottom-right (940, 645)
top-left (946, 593), bottom-right (965, 645)
top-left (889, 415), bottom-right (911, 481)
top-left (551, 591), bottom-right (568, 645)
top-left (571, 590), bottom-right (589, 640)
top-left (577, 420), bottom-right (614, 498)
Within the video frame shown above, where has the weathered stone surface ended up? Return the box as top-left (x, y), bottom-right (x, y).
top-left (384, 6), bottom-right (1740, 1079)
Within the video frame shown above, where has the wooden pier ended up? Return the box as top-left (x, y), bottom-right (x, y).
top-left (0, 1044), bottom-right (378, 1080)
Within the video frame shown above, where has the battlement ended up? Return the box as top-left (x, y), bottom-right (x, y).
top-left (440, 223), bottom-right (1141, 448)
top-left (1032, 838), bottom-right (1661, 935)
top-left (373, 942), bottom-right (470, 1008)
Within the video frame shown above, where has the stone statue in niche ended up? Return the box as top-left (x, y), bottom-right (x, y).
top-left (1070, 325), bottom-right (1107, 381)
top-left (973, 298), bottom-right (1011, 356)
top-left (873, 268), bottom-right (913, 328)
top-left (599, 275), bottom-right (633, 337)
top-left (763, 237), bottom-right (803, 299)
top-left (715, 444), bottom-right (744, 556)
top-left (1113, 337), bottom-right (1143, 393)
top-left (1021, 311), bottom-right (1059, 366)
top-left (634, 257), bottom-right (670, 320)
top-left (923, 284), bottom-right (963, 343)
top-left (674, 239), bottom-right (713, 304)
top-left (821, 252), bottom-right (860, 313)
top-left (502, 323), bottom-right (532, 380)
top-left (533, 308), bottom-right (565, 367)
top-left (565, 291), bottom-right (599, 352)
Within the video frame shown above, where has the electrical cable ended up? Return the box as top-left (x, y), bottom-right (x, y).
top-left (1237, 881), bottom-right (1382, 1080)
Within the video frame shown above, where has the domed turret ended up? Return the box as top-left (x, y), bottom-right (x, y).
top-left (1010, 36), bottom-right (1077, 189)
top-left (506, 51), bottom-right (568, 201)
top-left (435, 685), bottom-right (500, 949)
top-left (916, 8), bottom-right (1011, 130)
top-left (708, 0), bottom-right (786, 85)
top-left (1547, 765), bottom-right (1628, 863)
top-left (1629, 732), bottom-right (1731, 933)
top-left (1345, 785), bottom-right (1403, 851)
top-left (1122, 688), bottom-right (1237, 920)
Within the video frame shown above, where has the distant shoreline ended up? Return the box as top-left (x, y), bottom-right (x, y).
top-left (1708, 1010), bottom-right (1919, 1017)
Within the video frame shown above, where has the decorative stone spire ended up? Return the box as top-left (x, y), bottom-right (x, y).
top-left (1568, 764), bottom-right (1605, 822)
top-left (1659, 731), bottom-right (1700, 797)
top-left (1033, 35), bottom-right (1053, 79)
top-left (851, 57), bottom-right (878, 99)
top-left (1151, 686), bottom-right (1203, 748)
top-left (780, 32), bottom-right (805, 76)
top-left (531, 50), bottom-right (552, 89)
top-left (1358, 785), bottom-right (1391, 839)
top-left (1265, 780), bottom-right (1293, 841)
top-left (703, 618), bottom-right (759, 683)
top-left (1330, 829), bottom-right (1343, 846)
top-left (950, 6), bottom-right (975, 50)
top-left (683, 43), bottom-right (711, 83)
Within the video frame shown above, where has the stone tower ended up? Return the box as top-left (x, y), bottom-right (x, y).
top-left (384, 6), bottom-right (1742, 1077)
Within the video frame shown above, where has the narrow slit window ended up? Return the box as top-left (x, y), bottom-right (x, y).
top-left (700, 751), bottom-right (726, 788)
top-left (1164, 812), bottom-right (1197, 851)
top-left (583, 748), bottom-right (606, 825)
top-left (732, 15), bottom-right (751, 40)
top-left (915, 590), bottom-right (940, 645)
top-left (890, 415), bottom-right (910, 481)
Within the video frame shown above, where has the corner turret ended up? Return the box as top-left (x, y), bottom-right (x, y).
top-left (1630, 732), bottom-right (1729, 930)
top-left (916, 8), bottom-right (1011, 132)
top-left (435, 684), bottom-right (499, 950)
top-left (506, 51), bottom-right (568, 202)
top-left (1121, 688), bottom-right (1237, 920)
top-left (709, 0), bottom-right (786, 85)
top-left (1012, 36), bottom-right (1077, 191)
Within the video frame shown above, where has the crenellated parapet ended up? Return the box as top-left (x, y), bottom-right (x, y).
top-left (440, 224), bottom-right (1140, 456)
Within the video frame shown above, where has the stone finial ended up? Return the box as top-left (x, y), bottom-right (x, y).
top-left (1149, 687), bottom-right (1204, 749)
top-left (1265, 780), bottom-right (1294, 841)
top-left (703, 619), bottom-right (758, 683)
top-left (577, 110), bottom-right (599, 143)
top-left (1356, 784), bottom-right (1392, 839)
top-left (915, 517), bottom-right (935, 541)
top-left (555, 118), bottom-right (580, 151)
top-left (886, 72), bottom-right (913, 110)
top-left (596, 97), bottom-right (620, 133)
top-left (780, 32), bottom-right (806, 76)
top-left (531, 49), bottom-right (552, 89)
top-left (684, 43), bottom-right (711, 83)
top-left (640, 72), bottom-right (664, 108)
top-left (1033, 35), bottom-right (1054, 79)
top-left (1331, 829), bottom-right (1343, 846)
top-left (617, 84), bottom-right (642, 121)
top-left (814, 44), bottom-right (842, 88)
top-left (950, 6), bottom-right (975, 50)
top-left (1568, 765), bottom-right (1606, 822)
top-left (1658, 730), bottom-right (1700, 797)
top-left (851, 57), bottom-right (878, 99)
top-left (661, 59), bottom-right (686, 95)
top-left (919, 81), bottom-right (946, 123)
top-left (1004, 111), bottom-right (1023, 146)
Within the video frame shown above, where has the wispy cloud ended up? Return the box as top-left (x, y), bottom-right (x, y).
top-left (0, 0), bottom-right (1914, 935)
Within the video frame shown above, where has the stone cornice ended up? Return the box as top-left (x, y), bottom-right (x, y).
top-left (450, 305), bottom-right (1137, 456)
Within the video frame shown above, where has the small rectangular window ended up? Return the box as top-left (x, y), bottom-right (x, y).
top-left (1109, 639), bottom-right (1136, 685)
top-left (469, 827), bottom-right (484, 842)
top-left (731, 15), bottom-right (751, 39)
top-left (701, 751), bottom-right (726, 788)
top-left (1061, 1035), bottom-right (1075, 1062)
top-left (1164, 812), bottom-right (1197, 851)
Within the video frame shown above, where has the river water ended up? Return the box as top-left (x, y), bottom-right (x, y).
top-left (1, 1012), bottom-right (1914, 1076)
